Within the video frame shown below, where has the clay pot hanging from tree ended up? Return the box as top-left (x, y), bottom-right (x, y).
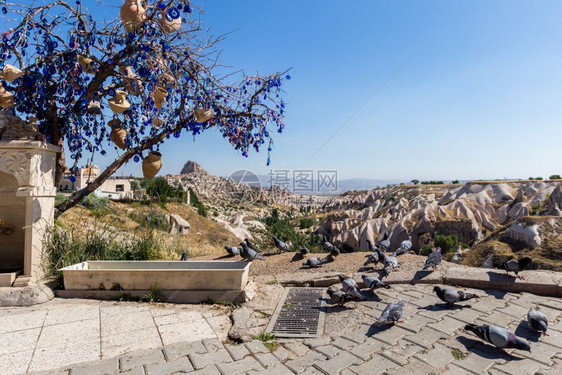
top-left (78, 55), bottom-right (95, 74)
top-left (152, 118), bottom-right (164, 128)
top-left (119, 66), bottom-right (143, 96)
top-left (120, 0), bottom-right (146, 32)
top-left (0, 64), bottom-right (24, 82)
top-left (153, 87), bottom-right (167, 111)
top-left (194, 107), bottom-right (213, 123)
top-left (142, 151), bottom-right (162, 178)
top-left (108, 119), bottom-right (128, 149)
top-left (0, 83), bottom-right (14, 109)
top-left (159, 7), bottom-right (182, 33)
top-left (108, 90), bottom-right (131, 113)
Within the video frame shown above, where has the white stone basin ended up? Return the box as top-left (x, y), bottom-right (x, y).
top-left (60, 260), bottom-right (250, 291)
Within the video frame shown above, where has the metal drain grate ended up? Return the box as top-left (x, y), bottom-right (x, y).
top-left (266, 287), bottom-right (326, 338)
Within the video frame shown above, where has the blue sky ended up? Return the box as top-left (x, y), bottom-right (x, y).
top-left (94, 1), bottom-right (561, 180)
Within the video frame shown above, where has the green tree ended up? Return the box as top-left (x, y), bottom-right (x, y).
top-left (411, 179), bottom-right (419, 185)
top-left (549, 174), bottom-right (561, 180)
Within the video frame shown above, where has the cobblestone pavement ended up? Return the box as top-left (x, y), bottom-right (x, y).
top-left (2, 284), bottom-right (562, 374)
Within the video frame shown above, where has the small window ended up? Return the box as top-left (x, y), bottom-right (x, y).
top-left (116, 184), bottom-right (125, 192)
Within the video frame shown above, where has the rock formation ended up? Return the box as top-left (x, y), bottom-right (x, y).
top-left (180, 160), bottom-right (207, 175)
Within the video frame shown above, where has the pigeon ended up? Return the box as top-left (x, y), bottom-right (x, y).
top-left (224, 246), bottom-right (240, 256)
top-left (180, 250), bottom-right (188, 261)
top-left (327, 289), bottom-right (354, 306)
top-left (364, 240), bottom-right (380, 267)
top-left (377, 231), bottom-right (391, 252)
top-left (395, 235), bottom-right (412, 256)
top-left (361, 274), bottom-right (390, 290)
top-left (338, 274), bottom-right (365, 300)
top-left (433, 286), bottom-right (478, 307)
top-left (423, 247), bottom-right (442, 271)
top-left (322, 236), bottom-right (340, 256)
top-left (240, 241), bottom-right (264, 261)
top-left (272, 236), bottom-right (291, 252)
top-left (382, 252), bottom-right (398, 278)
top-left (375, 300), bottom-right (404, 325)
top-left (244, 238), bottom-right (260, 252)
top-left (302, 257), bottom-right (327, 268)
top-left (504, 257), bottom-right (532, 279)
top-left (464, 324), bottom-right (531, 355)
top-left (300, 246), bottom-right (310, 255)
top-left (527, 307), bottom-right (548, 336)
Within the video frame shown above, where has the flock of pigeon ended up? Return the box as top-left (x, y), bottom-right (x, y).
top-left (222, 233), bottom-right (546, 358)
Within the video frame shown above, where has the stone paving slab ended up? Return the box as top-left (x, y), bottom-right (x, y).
top-left (2, 283), bottom-right (562, 374)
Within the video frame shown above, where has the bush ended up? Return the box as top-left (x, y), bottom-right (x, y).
top-left (299, 217), bottom-right (315, 229)
top-left (421, 245), bottom-right (433, 256)
top-left (188, 187), bottom-right (207, 217)
top-left (142, 211), bottom-right (170, 231)
top-left (55, 193), bottom-right (67, 206)
top-left (434, 233), bottom-right (467, 254)
top-left (82, 194), bottom-right (110, 217)
top-left (265, 209), bottom-right (320, 251)
top-left (549, 174), bottom-right (561, 180)
top-left (143, 178), bottom-right (186, 203)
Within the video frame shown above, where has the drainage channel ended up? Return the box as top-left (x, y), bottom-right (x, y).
top-left (266, 287), bottom-right (327, 338)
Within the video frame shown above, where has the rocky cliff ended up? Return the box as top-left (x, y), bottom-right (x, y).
top-left (316, 182), bottom-right (562, 253)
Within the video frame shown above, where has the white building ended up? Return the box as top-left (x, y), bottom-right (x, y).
top-left (58, 165), bottom-right (137, 201)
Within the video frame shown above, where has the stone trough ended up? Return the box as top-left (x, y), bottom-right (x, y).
top-left (56, 260), bottom-right (251, 303)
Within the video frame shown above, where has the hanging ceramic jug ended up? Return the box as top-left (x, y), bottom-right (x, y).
top-left (0, 84), bottom-right (14, 109)
top-left (194, 107), bottom-right (213, 123)
top-left (120, 0), bottom-right (146, 32)
top-left (108, 90), bottom-right (131, 113)
top-left (0, 64), bottom-right (24, 82)
top-left (108, 119), bottom-right (128, 149)
top-left (153, 87), bottom-right (168, 111)
top-left (78, 55), bottom-right (95, 74)
top-left (119, 66), bottom-right (143, 96)
top-left (152, 118), bottom-right (164, 128)
top-left (158, 73), bottom-right (175, 86)
top-left (159, 7), bottom-right (182, 33)
top-left (142, 151), bottom-right (162, 178)
top-left (87, 99), bottom-right (101, 115)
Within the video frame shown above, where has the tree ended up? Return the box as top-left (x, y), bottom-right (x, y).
top-left (0, 1), bottom-right (288, 217)
top-left (549, 174), bottom-right (561, 180)
top-left (411, 179), bottom-right (419, 185)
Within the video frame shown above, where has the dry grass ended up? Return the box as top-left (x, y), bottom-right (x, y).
top-left (57, 201), bottom-right (240, 259)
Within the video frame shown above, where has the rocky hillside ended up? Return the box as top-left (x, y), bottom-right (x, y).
top-left (315, 182), bottom-right (562, 254)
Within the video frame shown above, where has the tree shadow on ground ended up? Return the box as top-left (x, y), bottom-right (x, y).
top-left (514, 320), bottom-right (541, 342)
top-left (456, 336), bottom-right (524, 361)
top-left (417, 303), bottom-right (472, 312)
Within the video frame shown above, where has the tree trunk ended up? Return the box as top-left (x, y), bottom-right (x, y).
top-left (54, 122), bottom-right (180, 218)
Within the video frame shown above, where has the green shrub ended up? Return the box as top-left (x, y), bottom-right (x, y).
top-left (142, 211), bottom-right (170, 231)
top-left (434, 233), bottom-right (467, 254)
top-left (143, 178), bottom-right (186, 203)
top-left (420, 245), bottom-right (433, 256)
top-left (55, 193), bottom-right (67, 206)
top-left (549, 174), bottom-right (561, 180)
top-left (299, 217), bottom-right (315, 229)
top-left (265, 209), bottom-right (320, 251)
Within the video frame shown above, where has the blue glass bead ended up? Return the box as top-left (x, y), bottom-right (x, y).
top-left (134, 155), bottom-right (140, 162)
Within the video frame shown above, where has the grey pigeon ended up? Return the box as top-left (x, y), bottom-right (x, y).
top-left (240, 241), bottom-right (264, 261)
top-left (224, 246), bottom-right (240, 256)
top-left (302, 257), bottom-right (326, 268)
top-left (378, 231), bottom-right (391, 252)
top-left (272, 236), bottom-right (291, 252)
top-left (375, 300), bottom-right (404, 325)
top-left (300, 246), bottom-right (310, 255)
top-left (382, 252), bottom-right (398, 278)
top-left (527, 307), bottom-right (548, 336)
top-left (338, 274), bottom-right (365, 300)
top-left (180, 250), bottom-right (188, 261)
top-left (361, 275), bottom-right (390, 290)
top-left (244, 238), bottom-right (260, 252)
top-left (423, 247), bottom-right (442, 271)
top-left (464, 324), bottom-right (531, 354)
top-left (395, 235), bottom-right (412, 256)
top-left (322, 236), bottom-right (340, 256)
top-left (504, 257), bottom-right (532, 279)
top-left (364, 240), bottom-right (380, 267)
top-left (327, 289), bottom-right (353, 306)
top-left (433, 286), bottom-right (478, 306)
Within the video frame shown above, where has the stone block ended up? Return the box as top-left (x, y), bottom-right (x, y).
top-left (120, 348), bottom-right (165, 372)
top-left (348, 353), bottom-right (400, 375)
top-left (414, 343), bottom-right (454, 370)
top-left (224, 343), bottom-right (250, 361)
top-left (215, 356), bottom-right (263, 374)
top-left (163, 340), bottom-right (207, 361)
top-left (189, 348), bottom-right (232, 370)
top-left (68, 358), bottom-right (118, 375)
top-left (144, 356), bottom-right (193, 375)
top-left (313, 351), bottom-right (362, 374)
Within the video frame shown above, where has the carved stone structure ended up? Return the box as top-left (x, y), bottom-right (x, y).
top-left (0, 139), bottom-right (60, 286)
